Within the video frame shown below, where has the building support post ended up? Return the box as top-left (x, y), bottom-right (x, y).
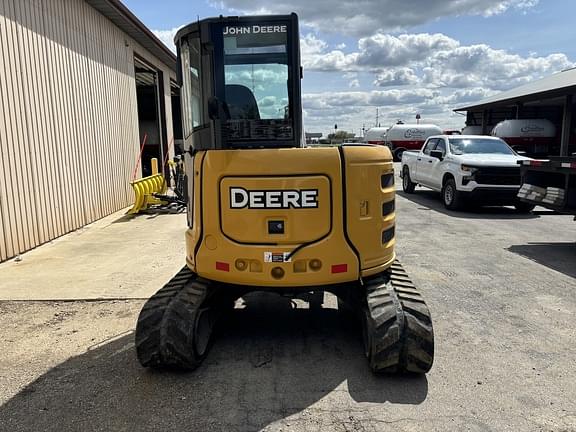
top-left (481, 110), bottom-right (488, 134)
top-left (560, 94), bottom-right (573, 157)
top-left (516, 103), bottom-right (523, 119)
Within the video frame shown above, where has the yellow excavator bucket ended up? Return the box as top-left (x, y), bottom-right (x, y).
top-left (128, 159), bottom-right (168, 214)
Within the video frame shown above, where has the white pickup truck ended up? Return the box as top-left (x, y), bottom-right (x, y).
top-left (400, 135), bottom-right (534, 211)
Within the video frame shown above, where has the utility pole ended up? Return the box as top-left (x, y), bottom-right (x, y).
top-left (375, 108), bottom-right (379, 127)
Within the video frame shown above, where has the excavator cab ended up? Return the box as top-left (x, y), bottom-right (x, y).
top-left (176, 14), bottom-right (302, 150)
top-left (135, 14), bottom-right (435, 374)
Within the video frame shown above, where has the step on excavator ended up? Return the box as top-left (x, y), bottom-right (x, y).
top-left (135, 13), bottom-right (434, 373)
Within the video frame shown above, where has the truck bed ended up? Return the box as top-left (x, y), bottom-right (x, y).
top-left (518, 157), bottom-right (576, 215)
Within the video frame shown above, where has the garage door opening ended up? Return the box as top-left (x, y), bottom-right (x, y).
top-left (171, 81), bottom-right (183, 156)
top-left (134, 57), bottom-right (166, 178)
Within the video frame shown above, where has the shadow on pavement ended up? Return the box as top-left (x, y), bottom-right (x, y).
top-left (111, 206), bottom-right (184, 224)
top-left (0, 293), bottom-right (428, 432)
top-left (396, 189), bottom-right (541, 220)
top-left (508, 242), bottom-right (576, 279)
top-left (111, 213), bottom-right (137, 223)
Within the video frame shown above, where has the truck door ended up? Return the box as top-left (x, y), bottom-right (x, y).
top-left (416, 138), bottom-right (439, 187)
top-left (427, 138), bottom-right (446, 190)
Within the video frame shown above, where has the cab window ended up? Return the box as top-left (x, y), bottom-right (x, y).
top-left (435, 139), bottom-right (446, 155)
top-left (180, 37), bottom-right (203, 138)
top-left (422, 139), bottom-right (438, 155)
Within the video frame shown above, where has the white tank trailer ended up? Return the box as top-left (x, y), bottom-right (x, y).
top-left (491, 119), bottom-right (557, 156)
top-left (462, 125), bottom-right (484, 135)
top-left (384, 124), bottom-right (442, 160)
top-left (363, 127), bottom-right (389, 145)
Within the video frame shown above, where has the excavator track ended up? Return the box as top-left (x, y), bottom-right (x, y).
top-left (362, 260), bottom-right (434, 374)
top-left (135, 267), bottom-right (220, 370)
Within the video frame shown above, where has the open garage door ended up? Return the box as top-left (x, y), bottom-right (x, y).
top-left (134, 56), bottom-right (167, 178)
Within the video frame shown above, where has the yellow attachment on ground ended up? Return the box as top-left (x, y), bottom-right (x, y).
top-left (128, 173), bottom-right (168, 214)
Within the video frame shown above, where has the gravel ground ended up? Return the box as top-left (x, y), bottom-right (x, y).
top-left (0, 168), bottom-right (575, 432)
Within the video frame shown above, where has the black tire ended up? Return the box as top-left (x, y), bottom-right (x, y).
top-left (362, 261), bottom-right (434, 374)
top-left (135, 267), bottom-right (214, 370)
top-left (402, 166), bottom-right (416, 193)
top-left (394, 148), bottom-right (406, 162)
top-left (309, 291), bottom-right (324, 311)
top-left (337, 295), bottom-right (355, 319)
top-left (514, 201), bottom-right (535, 213)
top-left (442, 178), bottom-right (463, 210)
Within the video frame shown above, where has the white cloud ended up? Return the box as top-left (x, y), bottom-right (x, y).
top-left (423, 45), bottom-right (571, 90)
top-left (151, 3), bottom-right (572, 135)
top-left (214, 0), bottom-right (539, 36)
top-left (356, 33), bottom-right (459, 68)
top-left (301, 32), bottom-right (573, 92)
top-left (300, 33), bottom-right (328, 56)
top-left (152, 26), bottom-right (182, 52)
top-left (373, 68), bottom-right (419, 87)
top-left (303, 88), bottom-right (439, 111)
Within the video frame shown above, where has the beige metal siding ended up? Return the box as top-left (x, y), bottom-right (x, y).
top-left (0, 0), bottom-right (176, 262)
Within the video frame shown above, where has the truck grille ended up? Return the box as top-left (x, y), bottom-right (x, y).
top-left (475, 167), bottom-right (521, 186)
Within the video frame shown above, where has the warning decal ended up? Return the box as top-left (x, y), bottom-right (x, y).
top-left (264, 252), bottom-right (291, 263)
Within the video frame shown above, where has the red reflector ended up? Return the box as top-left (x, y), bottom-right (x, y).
top-left (216, 261), bottom-right (229, 272)
top-left (331, 264), bottom-right (348, 274)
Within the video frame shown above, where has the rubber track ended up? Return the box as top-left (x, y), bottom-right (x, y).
top-left (135, 266), bottom-right (210, 370)
top-left (364, 260), bottom-right (434, 373)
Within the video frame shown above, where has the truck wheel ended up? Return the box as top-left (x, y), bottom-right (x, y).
top-left (514, 201), bottom-right (535, 213)
top-left (442, 178), bottom-right (463, 210)
top-left (402, 167), bottom-right (416, 193)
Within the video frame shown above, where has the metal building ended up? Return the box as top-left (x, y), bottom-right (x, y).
top-left (0, 0), bottom-right (180, 262)
top-left (455, 67), bottom-right (576, 157)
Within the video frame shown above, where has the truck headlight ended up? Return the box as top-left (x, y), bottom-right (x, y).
top-left (460, 164), bottom-right (478, 174)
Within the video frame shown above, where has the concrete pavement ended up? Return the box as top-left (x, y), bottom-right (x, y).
top-left (0, 208), bottom-right (186, 300)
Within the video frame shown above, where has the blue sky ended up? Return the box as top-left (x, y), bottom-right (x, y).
top-left (123, 0), bottom-right (575, 136)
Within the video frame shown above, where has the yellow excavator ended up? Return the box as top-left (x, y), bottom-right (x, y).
top-left (135, 13), bottom-right (434, 373)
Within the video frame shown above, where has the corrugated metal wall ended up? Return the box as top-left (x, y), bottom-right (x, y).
top-left (0, 0), bottom-right (175, 262)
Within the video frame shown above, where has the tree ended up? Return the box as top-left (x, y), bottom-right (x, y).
top-left (327, 130), bottom-right (355, 141)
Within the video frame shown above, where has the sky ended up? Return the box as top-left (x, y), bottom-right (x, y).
top-left (123, 0), bottom-right (576, 137)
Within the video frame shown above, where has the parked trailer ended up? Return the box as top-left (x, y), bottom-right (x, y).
top-left (385, 124), bottom-right (442, 161)
top-left (462, 126), bottom-right (484, 135)
top-left (492, 119), bottom-right (556, 157)
top-left (363, 127), bottom-right (389, 145)
top-left (518, 157), bottom-right (576, 217)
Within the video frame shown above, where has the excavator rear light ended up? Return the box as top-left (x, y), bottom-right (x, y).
top-left (331, 264), bottom-right (347, 274)
top-left (216, 262), bottom-right (230, 272)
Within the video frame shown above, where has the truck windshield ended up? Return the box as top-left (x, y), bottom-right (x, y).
top-left (449, 138), bottom-right (515, 155)
top-left (222, 24), bottom-right (292, 141)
